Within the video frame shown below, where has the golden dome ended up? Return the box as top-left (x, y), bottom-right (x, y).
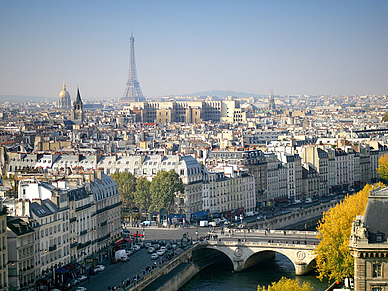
top-left (59, 82), bottom-right (70, 99)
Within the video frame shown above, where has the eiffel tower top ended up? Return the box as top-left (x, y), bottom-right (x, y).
top-left (121, 34), bottom-right (146, 102)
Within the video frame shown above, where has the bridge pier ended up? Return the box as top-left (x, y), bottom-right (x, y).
top-left (232, 259), bottom-right (245, 272)
top-left (295, 262), bottom-right (310, 275)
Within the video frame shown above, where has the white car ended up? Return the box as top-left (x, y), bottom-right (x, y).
top-left (156, 250), bottom-right (164, 256)
top-left (96, 265), bottom-right (105, 271)
top-left (134, 245), bottom-right (141, 251)
top-left (151, 253), bottom-right (158, 259)
top-left (76, 287), bottom-right (87, 291)
top-left (78, 275), bottom-right (88, 282)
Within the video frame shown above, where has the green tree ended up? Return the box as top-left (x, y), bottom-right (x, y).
top-left (257, 277), bottom-right (313, 291)
top-left (315, 183), bottom-right (385, 282)
top-left (377, 154), bottom-right (388, 183)
top-left (110, 171), bottom-right (137, 209)
top-left (134, 177), bottom-right (152, 217)
top-left (382, 112), bottom-right (388, 122)
top-left (150, 170), bottom-right (184, 215)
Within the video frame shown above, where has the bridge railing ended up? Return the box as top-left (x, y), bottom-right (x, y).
top-left (205, 240), bottom-right (317, 249)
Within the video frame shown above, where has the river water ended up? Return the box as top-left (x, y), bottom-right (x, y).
top-left (179, 253), bottom-right (329, 291)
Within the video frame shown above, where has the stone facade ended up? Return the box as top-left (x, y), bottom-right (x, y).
top-left (349, 186), bottom-right (388, 291)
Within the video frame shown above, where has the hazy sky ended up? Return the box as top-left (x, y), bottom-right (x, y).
top-left (1, 1), bottom-right (387, 100)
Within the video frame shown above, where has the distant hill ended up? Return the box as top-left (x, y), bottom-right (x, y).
top-left (0, 95), bottom-right (56, 102)
top-left (180, 90), bottom-right (266, 99)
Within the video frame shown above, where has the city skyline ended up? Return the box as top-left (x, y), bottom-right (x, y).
top-left (1, 1), bottom-right (388, 100)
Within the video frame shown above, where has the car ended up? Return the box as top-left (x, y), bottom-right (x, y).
top-left (126, 250), bottom-right (133, 256)
top-left (96, 264), bottom-right (105, 270)
top-left (134, 245), bottom-right (141, 251)
top-left (160, 246), bottom-right (167, 252)
top-left (76, 287), bottom-right (87, 291)
top-left (293, 199), bottom-right (302, 204)
top-left (147, 247), bottom-right (155, 253)
top-left (145, 242), bottom-right (152, 248)
top-left (305, 198), bottom-right (313, 204)
top-left (132, 233), bottom-right (144, 237)
top-left (156, 250), bottom-right (164, 256)
top-left (70, 279), bottom-right (79, 286)
top-left (78, 275), bottom-right (88, 282)
top-left (154, 244), bottom-right (160, 250)
top-left (151, 253), bottom-right (158, 259)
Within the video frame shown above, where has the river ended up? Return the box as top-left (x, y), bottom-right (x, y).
top-left (179, 253), bottom-right (329, 291)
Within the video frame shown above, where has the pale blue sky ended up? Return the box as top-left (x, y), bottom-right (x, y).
top-left (1, 0), bottom-right (387, 100)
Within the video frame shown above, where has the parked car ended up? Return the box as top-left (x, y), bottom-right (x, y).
top-left (147, 247), bottom-right (155, 253)
top-left (96, 264), bottom-right (105, 271)
top-left (134, 245), bottom-right (141, 251)
top-left (156, 250), bottom-right (164, 256)
top-left (78, 275), bottom-right (88, 282)
top-left (76, 287), bottom-right (87, 291)
top-left (151, 253), bottom-right (158, 259)
top-left (145, 242), bottom-right (152, 248)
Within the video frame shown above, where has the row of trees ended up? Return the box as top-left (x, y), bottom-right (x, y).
top-left (110, 170), bottom-right (184, 217)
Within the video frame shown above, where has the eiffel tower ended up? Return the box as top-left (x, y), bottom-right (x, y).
top-left (121, 34), bottom-right (145, 102)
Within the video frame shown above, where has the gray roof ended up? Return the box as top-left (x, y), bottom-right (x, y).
top-left (363, 187), bottom-right (388, 243)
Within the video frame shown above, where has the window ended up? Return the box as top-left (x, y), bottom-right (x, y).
top-left (373, 263), bottom-right (382, 278)
top-left (372, 288), bottom-right (382, 291)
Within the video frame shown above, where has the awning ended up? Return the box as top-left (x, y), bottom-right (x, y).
top-left (56, 267), bottom-right (69, 274)
top-left (190, 210), bottom-right (208, 219)
top-left (168, 214), bottom-right (186, 219)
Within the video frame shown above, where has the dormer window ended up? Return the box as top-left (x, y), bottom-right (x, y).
top-left (377, 234), bottom-right (383, 242)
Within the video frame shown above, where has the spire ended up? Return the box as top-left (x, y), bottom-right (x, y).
top-left (75, 86), bottom-right (81, 103)
top-left (63, 81), bottom-right (66, 90)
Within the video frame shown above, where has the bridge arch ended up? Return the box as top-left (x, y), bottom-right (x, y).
top-left (244, 249), bottom-right (316, 275)
top-left (191, 244), bottom-right (234, 270)
top-left (196, 242), bottom-right (317, 275)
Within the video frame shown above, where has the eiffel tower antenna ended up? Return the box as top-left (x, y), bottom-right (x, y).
top-left (121, 34), bottom-right (145, 102)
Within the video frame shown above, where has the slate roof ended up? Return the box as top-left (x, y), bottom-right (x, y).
top-left (363, 187), bottom-right (388, 243)
top-left (30, 199), bottom-right (59, 218)
top-left (7, 217), bottom-right (34, 236)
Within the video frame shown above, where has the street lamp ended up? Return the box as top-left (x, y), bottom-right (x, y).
top-left (196, 229), bottom-right (198, 241)
top-left (304, 223), bottom-right (307, 244)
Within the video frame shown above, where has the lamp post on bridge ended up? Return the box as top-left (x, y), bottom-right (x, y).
top-left (304, 223), bottom-right (307, 244)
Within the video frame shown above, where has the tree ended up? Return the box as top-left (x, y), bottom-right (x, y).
top-left (257, 277), bottom-right (313, 291)
top-left (110, 171), bottom-right (137, 209)
top-left (134, 177), bottom-right (152, 217)
top-left (150, 170), bottom-right (184, 215)
top-left (382, 112), bottom-right (388, 122)
top-left (315, 183), bottom-right (385, 282)
top-left (377, 154), bottom-right (388, 183)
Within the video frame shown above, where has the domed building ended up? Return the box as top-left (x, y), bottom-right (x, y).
top-left (58, 82), bottom-right (71, 109)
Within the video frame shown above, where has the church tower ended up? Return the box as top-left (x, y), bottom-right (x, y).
top-left (269, 89), bottom-right (276, 110)
top-left (58, 82), bottom-right (71, 109)
top-left (71, 87), bottom-right (84, 123)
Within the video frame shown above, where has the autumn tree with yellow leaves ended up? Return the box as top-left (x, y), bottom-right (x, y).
top-left (257, 277), bottom-right (313, 291)
top-left (377, 154), bottom-right (388, 183)
top-left (315, 183), bottom-right (385, 283)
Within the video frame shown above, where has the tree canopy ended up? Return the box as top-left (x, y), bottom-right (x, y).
top-left (110, 171), bottom-right (137, 209)
top-left (134, 177), bottom-right (151, 213)
top-left (257, 277), bottom-right (313, 291)
top-left (315, 183), bottom-right (385, 282)
top-left (150, 170), bottom-right (184, 213)
top-left (381, 112), bottom-right (388, 122)
top-left (377, 154), bottom-right (388, 183)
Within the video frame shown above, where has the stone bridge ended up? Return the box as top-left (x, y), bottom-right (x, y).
top-left (194, 240), bottom-right (317, 275)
